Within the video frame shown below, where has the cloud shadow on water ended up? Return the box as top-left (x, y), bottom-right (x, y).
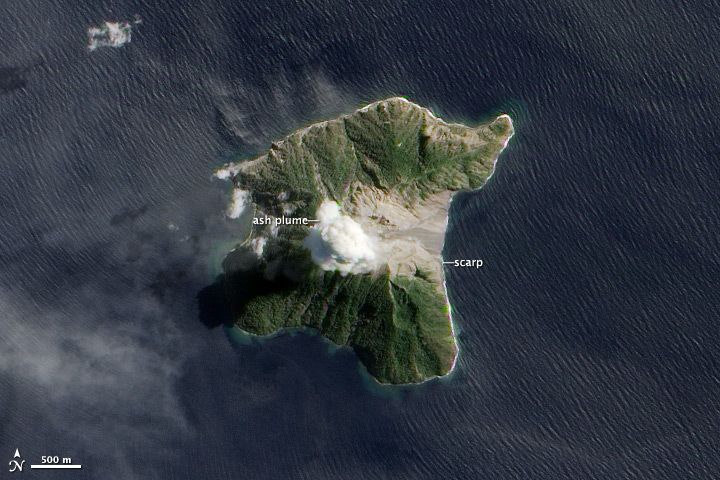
top-left (0, 58), bottom-right (44, 94)
top-left (196, 247), bottom-right (303, 331)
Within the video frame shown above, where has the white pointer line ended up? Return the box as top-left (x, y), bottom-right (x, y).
top-left (31, 465), bottom-right (82, 469)
top-left (442, 261), bottom-right (455, 264)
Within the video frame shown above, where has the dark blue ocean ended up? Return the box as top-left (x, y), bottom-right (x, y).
top-left (2, 1), bottom-right (719, 478)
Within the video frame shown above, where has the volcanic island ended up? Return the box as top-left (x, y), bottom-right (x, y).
top-left (214, 97), bottom-right (513, 384)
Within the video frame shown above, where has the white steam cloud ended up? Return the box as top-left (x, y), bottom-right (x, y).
top-left (227, 188), bottom-right (251, 219)
top-left (303, 201), bottom-right (380, 274)
top-left (213, 162), bottom-right (241, 180)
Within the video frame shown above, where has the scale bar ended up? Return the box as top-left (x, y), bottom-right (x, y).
top-left (31, 465), bottom-right (82, 469)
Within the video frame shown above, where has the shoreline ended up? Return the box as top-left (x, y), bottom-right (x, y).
top-left (434, 113), bottom-right (515, 383)
top-left (218, 101), bottom-right (515, 386)
top-left (213, 97), bottom-right (510, 181)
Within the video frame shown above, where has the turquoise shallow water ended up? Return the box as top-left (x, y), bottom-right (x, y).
top-left (1, 0), bottom-right (719, 478)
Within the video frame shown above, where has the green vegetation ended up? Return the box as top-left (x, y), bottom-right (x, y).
top-left (222, 242), bottom-right (456, 384)
top-left (219, 98), bottom-right (513, 384)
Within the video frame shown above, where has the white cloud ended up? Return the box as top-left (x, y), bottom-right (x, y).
top-left (303, 201), bottom-right (380, 275)
top-left (250, 236), bottom-right (267, 257)
top-left (0, 290), bottom-right (190, 477)
top-left (87, 19), bottom-right (139, 52)
top-left (227, 188), bottom-right (251, 219)
top-left (213, 162), bottom-right (241, 180)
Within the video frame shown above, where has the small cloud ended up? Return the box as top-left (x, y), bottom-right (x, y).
top-left (227, 189), bottom-right (251, 219)
top-left (87, 17), bottom-right (141, 52)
